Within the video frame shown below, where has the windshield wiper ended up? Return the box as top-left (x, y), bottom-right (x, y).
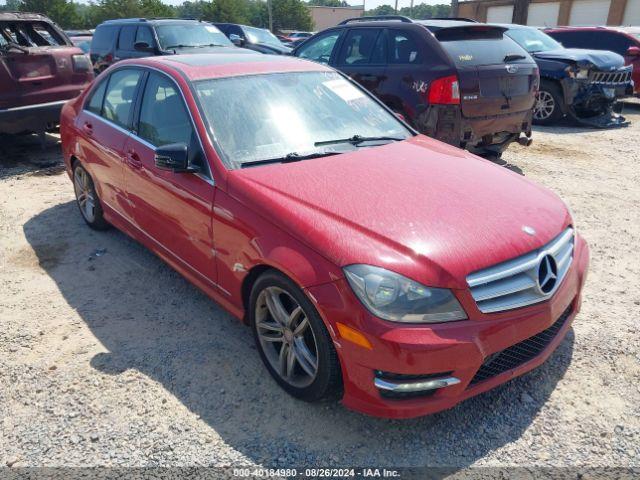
top-left (314, 135), bottom-right (404, 147)
top-left (240, 151), bottom-right (341, 168)
top-left (192, 43), bottom-right (229, 48)
top-left (164, 44), bottom-right (197, 50)
top-left (504, 53), bottom-right (526, 62)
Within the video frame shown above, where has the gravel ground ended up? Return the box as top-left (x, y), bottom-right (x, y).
top-left (1, 104), bottom-right (639, 471)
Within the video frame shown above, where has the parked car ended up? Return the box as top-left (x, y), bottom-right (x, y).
top-left (281, 31), bottom-right (313, 43)
top-left (214, 23), bottom-right (291, 54)
top-left (499, 25), bottom-right (634, 126)
top-left (90, 18), bottom-right (250, 73)
top-left (69, 35), bottom-right (91, 53)
top-left (293, 16), bottom-right (538, 157)
top-left (60, 53), bottom-right (589, 419)
top-left (0, 12), bottom-right (93, 136)
top-left (544, 26), bottom-right (640, 96)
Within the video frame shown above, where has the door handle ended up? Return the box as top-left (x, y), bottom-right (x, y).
top-left (126, 149), bottom-right (142, 169)
top-left (82, 122), bottom-right (93, 135)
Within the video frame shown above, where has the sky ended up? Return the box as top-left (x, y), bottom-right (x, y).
top-left (0, 0), bottom-right (448, 9)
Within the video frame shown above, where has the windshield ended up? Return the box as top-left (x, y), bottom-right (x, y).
top-left (156, 24), bottom-right (232, 49)
top-left (244, 26), bottom-right (282, 46)
top-left (505, 28), bottom-right (562, 53)
top-left (194, 71), bottom-right (412, 169)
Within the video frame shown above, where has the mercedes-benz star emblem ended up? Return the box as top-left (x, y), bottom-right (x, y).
top-left (537, 254), bottom-right (558, 294)
top-left (522, 225), bottom-right (536, 236)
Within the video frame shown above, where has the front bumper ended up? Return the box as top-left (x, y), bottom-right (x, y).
top-left (306, 234), bottom-right (589, 419)
top-left (0, 99), bottom-right (69, 134)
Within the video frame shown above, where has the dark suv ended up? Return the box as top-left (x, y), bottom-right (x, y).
top-left (90, 18), bottom-right (249, 73)
top-left (293, 16), bottom-right (538, 157)
top-left (1, 12), bottom-right (93, 135)
top-left (214, 23), bottom-right (291, 55)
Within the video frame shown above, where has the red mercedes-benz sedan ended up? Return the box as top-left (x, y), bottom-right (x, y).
top-left (60, 54), bottom-right (589, 419)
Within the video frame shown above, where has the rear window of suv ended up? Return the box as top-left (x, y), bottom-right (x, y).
top-left (431, 26), bottom-right (528, 67)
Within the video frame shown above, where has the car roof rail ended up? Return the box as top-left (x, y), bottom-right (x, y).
top-left (431, 17), bottom-right (478, 22)
top-left (338, 15), bottom-right (413, 25)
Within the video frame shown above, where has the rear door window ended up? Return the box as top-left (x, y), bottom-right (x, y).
top-left (337, 28), bottom-right (382, 65)
top-left (86, 79), bottom-right (108, 115)
top-left (102, 69), bottom-right (143, 128)
top-left (296, 30), bottom-right (341, 64)
top-left (91, 25), bottom-right (117, 52)
top-left (389, 29), bottom-right (421, 64)
top-left (436, 27), bottom-right (529, 66)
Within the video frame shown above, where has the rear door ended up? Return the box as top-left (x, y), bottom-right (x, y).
top-left (75, 68), bottom-right (144, 221)
top-left (335, 27), bottom-right (388, 95)
top-left (435, 26), bottom-right (538, 119)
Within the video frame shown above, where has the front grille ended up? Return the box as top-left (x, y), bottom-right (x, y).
top-left (468, 305), bottom-right (572, 387)
top-left (589, 66), bottom-right (633, 85)
top-left (466, 228), bottom-right (574, 313)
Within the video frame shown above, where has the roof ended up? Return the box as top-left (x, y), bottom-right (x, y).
top-left (0, 11), bottom-right (53, 21)
top-left (544, 25), bottom-right (640, 34)
top-left (119, 53), bottom-right (332, 81)
top-left (100, 17), bottom-right (205, 25)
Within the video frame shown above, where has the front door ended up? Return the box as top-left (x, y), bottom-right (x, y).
top-left (123, 71), bottom-right (217, 285)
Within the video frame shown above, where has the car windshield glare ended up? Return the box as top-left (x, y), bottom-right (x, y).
top-left (157, 24), bottom-right (232, 49)
top-left (507, 28), bottom-right (562, 53)
top-left (244, 26), bottom-right (282, 46)
top-left (193, 71), bottom-right (412, 169)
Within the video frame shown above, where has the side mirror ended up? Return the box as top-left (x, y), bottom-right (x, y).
top-left (627, 46), bottom-right (640, 57)
top-left (155, 143), bottom-right (194, 172)
top-left (134, 41), bottom-right (153, 52)
top-left (229, 34), bottom-right (243, 47)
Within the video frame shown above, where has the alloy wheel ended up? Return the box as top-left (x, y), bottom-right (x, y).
top-left (534, 91), bottom-right (556, 121)
top-left (74, 167), bottom-right (96, 223)
top-left (255, 286), bottom-right (319, 388)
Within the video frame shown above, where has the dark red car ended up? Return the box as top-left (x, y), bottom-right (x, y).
top-left (0, 12), bottom-right (93, 135)
top-left (545, 26), bottom-right (640, 96)
top-left (60, 54), bottom-right (589, 419)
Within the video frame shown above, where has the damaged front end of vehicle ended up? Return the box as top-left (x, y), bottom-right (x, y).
top-left (559, 61), bottom-right (633, 128)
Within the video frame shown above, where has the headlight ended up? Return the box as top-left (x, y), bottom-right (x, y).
top-left (343, 264), bottom-right (467, 323)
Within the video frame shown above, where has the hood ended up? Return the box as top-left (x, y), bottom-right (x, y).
top-left (533, 48), bottom-right (625, 69)
top-left (228, 137), bottom-right (571, 289)
top-left (170, 45), bottom-right (254, 54)
top-left (251, 42), bottom-right (292, 54)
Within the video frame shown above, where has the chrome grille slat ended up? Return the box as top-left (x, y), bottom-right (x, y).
top-left (467, 228), bottom-right (574, 313)
top-left (588, 66), bottom-right (633, 85)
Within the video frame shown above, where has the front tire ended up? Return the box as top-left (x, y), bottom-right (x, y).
top-left (73, 163), bottom-right (109, 230)
top-left (533, 80), bottom-right (564, 125)
top-left (249, 271), bottom-right (342, 402)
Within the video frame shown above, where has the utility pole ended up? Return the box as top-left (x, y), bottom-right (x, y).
top-left (451, 0), bottom-right (459, 16)
top-left (410, 0), bottom-right (414, 17)
top-left (267, 0), bottom-right (273, 32)
top-left (394, 0), bottom-right (398, 13)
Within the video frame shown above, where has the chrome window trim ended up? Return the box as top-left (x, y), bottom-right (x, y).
top-left (81, 64), bottom-right (214, 184)
top-left (467, 228), bottom-right (574, 314)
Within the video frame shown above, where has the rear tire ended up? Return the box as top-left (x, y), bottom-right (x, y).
top-left (249, 270), bottom-right (342, 402)
top-left (533, 80), bottom-right (564, 125)
top-left (73, 163), bottom-right (109, 230)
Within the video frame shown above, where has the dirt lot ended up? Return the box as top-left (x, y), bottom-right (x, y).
top-left (1, 104), bottom-right (639, 471)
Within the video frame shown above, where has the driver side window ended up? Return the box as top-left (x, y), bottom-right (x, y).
top-left (296, 31), bottom-right (341, 64)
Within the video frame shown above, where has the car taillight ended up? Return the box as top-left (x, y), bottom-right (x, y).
top-left (427, 75), bottom-right (460, 105)
top-left (72, 54), bottom-right (91, 73)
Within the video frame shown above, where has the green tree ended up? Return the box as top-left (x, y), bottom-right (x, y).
top-left (205, 0), bottom-right (250, 23)
top-left (17, 0), bottom-right (83, 28)
top-left (307, 0), bottom-right (347, 6)
top-left (140, 0), bottom-right (175, 17)
top-left (270, 0), bottom-right (313, 30)
top-left (176, 0), bottom-right (209, 19)
top-left (364, 4), bottom-right (395, 16)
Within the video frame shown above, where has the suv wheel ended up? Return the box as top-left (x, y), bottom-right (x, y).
top-left (533, 80), bottom-right (563, 125)
top-left (249, 271), bottom-right (342, 402)
top-left (73, 164), bottom-right (109, 230)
